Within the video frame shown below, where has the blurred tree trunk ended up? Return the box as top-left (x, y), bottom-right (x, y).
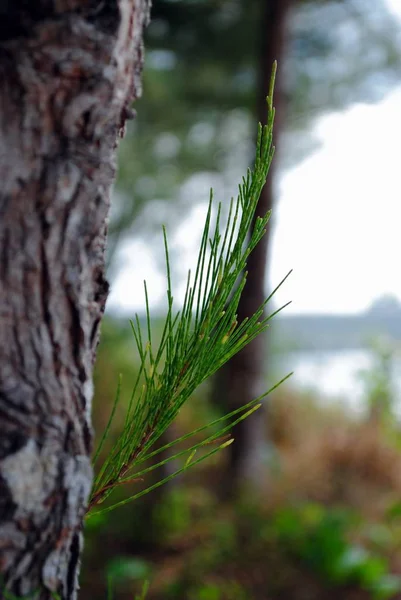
top-left (0, 2), bottom-right (149, 598)
top-left (216, 0), bottom-right (292, 496)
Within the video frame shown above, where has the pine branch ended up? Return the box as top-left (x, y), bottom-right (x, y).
top-left (88, 62), bottom-right (291, 518)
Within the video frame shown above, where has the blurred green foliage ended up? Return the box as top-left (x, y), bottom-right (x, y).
top-left (107, 557), bottom-right (152, 586)
top-left (83, 327), bottom-right (401, 599)
top-left (83, 297), bottom-right (401, 598)
top-left (269, 503), bottom-right (401, 599)
top-left (109, 0), bottom-right (401, 272)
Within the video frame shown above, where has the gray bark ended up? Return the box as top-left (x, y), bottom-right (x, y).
top-left (0, 2), bottom-right (149, 598)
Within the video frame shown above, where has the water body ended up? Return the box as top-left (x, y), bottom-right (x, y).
top-left (273, 349), bottom-right (401, 416)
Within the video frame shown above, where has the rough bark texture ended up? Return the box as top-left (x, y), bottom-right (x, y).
top-left (0, 1), bottom-right (150, 598)
top-left (217, 0), bottom-right (292, 496)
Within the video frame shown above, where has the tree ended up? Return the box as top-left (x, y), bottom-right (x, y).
top-left (219, 0), bottom-right (292, 493)
top-left (0, 2), bottom-right (150, 598)
top-left (220, 0), bottom-right (401, 492)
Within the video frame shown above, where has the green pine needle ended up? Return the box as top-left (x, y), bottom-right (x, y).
top-left (88, 62), bottom-right (291, 517)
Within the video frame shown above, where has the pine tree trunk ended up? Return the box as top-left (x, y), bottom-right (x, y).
top-left (216, 0), bottom-right (292, 496)
top-left (0, 2), bottom-right (149, 598)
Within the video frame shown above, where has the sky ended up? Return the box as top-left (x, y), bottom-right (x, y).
top-left (270, 84), bottom-right (401, 314)
top-left (388, 0), bottom-right (401, 19)
top-left (108, 0), bottom-right (401, 317)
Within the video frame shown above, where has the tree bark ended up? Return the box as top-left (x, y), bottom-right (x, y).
top-left (0, 2), bottom-right (149, 598)
top-left (216, 0), bottom-right (292, 496)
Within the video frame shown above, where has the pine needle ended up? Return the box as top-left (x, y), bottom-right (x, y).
top-left (88, 63), bottom-right (291, 516)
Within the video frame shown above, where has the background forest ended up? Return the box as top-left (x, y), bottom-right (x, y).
top-left (81, 1), bottom-right (401, 598)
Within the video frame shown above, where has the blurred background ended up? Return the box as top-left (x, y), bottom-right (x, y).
top-left (82, 1), bottom-right (401, 598)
